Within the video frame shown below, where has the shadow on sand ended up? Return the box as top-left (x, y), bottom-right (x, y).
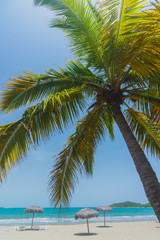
top-left (74, 233), bottom-right (98, 236)
top-left (24, 228), bottom-right (40, 231)
top-left (96, 225), bottom-right (112, 228)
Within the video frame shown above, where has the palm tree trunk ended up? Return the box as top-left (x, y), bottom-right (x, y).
top-left (111, 102), bottom-right (160, 222)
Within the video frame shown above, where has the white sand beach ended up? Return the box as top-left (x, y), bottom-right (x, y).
top-left (1, 221), bottom-right (160, 240)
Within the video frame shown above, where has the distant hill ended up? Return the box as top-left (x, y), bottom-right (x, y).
top-left (110, 201), bottom-right (151, 208)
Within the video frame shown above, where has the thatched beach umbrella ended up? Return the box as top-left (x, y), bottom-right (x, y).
top-left (96, 205), bottom-right (113, 226)
top-left (25, 206), bottom-right (43, 229)
top-left (75, 208), bottom-right (99, 234)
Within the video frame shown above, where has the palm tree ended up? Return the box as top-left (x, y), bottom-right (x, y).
top-left (0, 0), bottom-right (160, 219)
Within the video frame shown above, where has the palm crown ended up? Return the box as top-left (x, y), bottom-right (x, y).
top-left (0, 0), bottom-right (160, 208)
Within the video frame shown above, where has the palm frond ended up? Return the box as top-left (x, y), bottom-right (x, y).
top-left (121, 71), bottom-right (160, 93)
top-left (49, 103), bottom-right (114, 208)
top-left (22, 88), bottom-right (87, 144)
top-left (124, 89), bottom-right (160, 116)
top-left (99, 0), bottom-right (150, 76)
top-left (0, 88), bottom-right (86, 182)
top-left (1, 60), bottom-right (103, 112)
top-left (150, 106), bottom-right (160, 125)
top-left (34, 0), bottom-right (106, 72)
top-left (82, 149), bottom-right (94, 176)
top-left (1, 71), bottom-right (49, 112)
top-left (125, 107), bottom-right (160, 158)
top-left (99, 0), bottom-right (160, 85)
top-left (121, 70), bottom-right (146, 87)
top-left (0, 120), bottom-right (32, 182)
top-left (119, 2), bottom-right (160, 79)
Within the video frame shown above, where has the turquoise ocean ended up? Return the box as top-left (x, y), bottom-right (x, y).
top-left (0, 207), bottom-right (156, 225)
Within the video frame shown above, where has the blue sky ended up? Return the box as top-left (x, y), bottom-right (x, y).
top-left (0, 0), bottom-right (160, 208)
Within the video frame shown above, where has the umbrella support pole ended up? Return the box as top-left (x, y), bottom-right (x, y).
top-left (104, 212), bottom-right (105, 226)
top-left (31, 213), bottom-right (34, 229)
top-left (86, 218), bottom-right (89, 234)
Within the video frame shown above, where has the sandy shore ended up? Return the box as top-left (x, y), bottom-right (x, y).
top-left (1, 221), bottom-right (160, 240)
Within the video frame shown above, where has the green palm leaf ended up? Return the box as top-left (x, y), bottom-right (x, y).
top-left (0, 88), bottom-right (86, 182)
top-left (125, 107), bottom-right (160, 157)
top-left (99, 0), bottom-right (160, 83)
top-left (150, 106), bottom-right (160, 125)
top-left (124, 89), bottom-right (160, 117)
top-left (0, 120), bottom-right (32, 182)
top-left (49, 103), bottom-right (114, 207)
top-left (34, 0), bottom-right (106, 71)
top-left (1, 71), bottom-right (56, 112)
top-left (22, 87), bottom-right (87, 144)
top-left (1, 60), bottom-right (104, 112)
top-left (99, 1), bottom-right (149, 65)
